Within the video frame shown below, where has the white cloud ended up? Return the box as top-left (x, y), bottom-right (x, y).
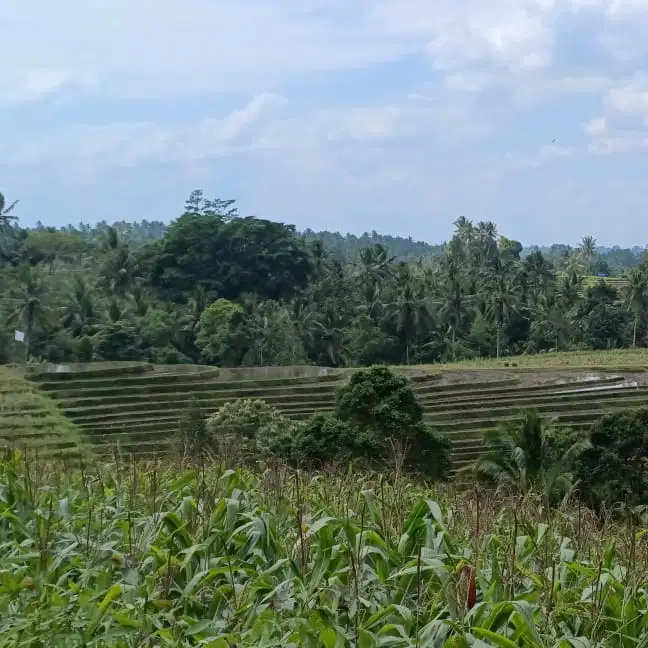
top-left (605, 81), bottom-right (648, 118)
top-left (1, 0), bottom-right (644, 102)
top-left (583, 117), bottom-right (606, 134)
top-left (3, 93), bottom-right (287, 168)
top-left (583, 78), bottom-right (648, 152)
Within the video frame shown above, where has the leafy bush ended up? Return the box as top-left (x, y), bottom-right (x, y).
top-left (289, 414), bottom-right (380, 468)
top-left (336, 365), bottom-right (423, 434)
top-left (207, 398), bottom-right (298, 463)
top-left (574, 408), bottom-right (648, 512)
top-left (334, 365), bottom-right (451, 478)
top-left (177, 397), bottom-right (210, 457)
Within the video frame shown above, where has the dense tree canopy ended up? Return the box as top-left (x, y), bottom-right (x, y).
top-left (2, 188), bottom-right (648, 368)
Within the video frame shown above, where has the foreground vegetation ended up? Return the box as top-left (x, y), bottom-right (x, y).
top-left (2, 453), bottom-right (647, 646)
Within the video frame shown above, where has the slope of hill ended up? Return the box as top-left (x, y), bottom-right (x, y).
top-left (0, 366), bottom-right (86, 458)
top-left (21, 350), bottom-right (648, 470)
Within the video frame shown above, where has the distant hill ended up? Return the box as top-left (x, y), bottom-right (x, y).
top-left (29, 220), bottom-right (646, 270)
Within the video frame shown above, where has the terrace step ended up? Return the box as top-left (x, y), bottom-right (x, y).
top-left (419, 376), bottom-right (628, 408)
top-left (425, 393), bottom-right (648, 424)
top-left (34, 370), bottom-right (346, 392)
top-left (62, 393), bottom-right (342, 416)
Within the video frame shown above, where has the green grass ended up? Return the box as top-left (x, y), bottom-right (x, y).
top-left (420, 348), bottom-right (648, 370)
top-left (0, 366), bottom-right (87, 457)
top-left (3, 455), bottom-right (648, 645)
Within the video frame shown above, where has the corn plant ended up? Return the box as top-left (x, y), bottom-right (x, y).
top-left (0, 452), bottom-right (647, 646)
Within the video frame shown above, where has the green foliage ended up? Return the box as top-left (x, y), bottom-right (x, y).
top-left (336, 365), bottom-right (423, 433)
top-left (93, 320), bottom-right (147, 361)
top-left (335, 365), bottom-right (451, 478)
top-left (474, 410), bottom-right (588, 504)
top-left (196, 299), bottom-right (248, 365)
top-left (289, 414), bottom-right (380, 468)
top-left (3, 457), bottom-right (648, 645)
top-left (148, 198), bottom-right (314, 302)
top-left (575, 408), bottom-right (648, 512)
top-left (207, 398), bottom-right (297, 462)
top-left (177, 397), bottom-right (210, 456)
top-left (2, 189), bottom-right (648, 370)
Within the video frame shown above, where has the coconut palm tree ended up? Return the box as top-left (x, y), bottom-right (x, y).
top-left (60, 273), bottom-right (99, 337)
top-left (623, 268), bottom-right (648, 347)
top-left (437, 251), bottom-right (471, 358)
top-left (5, 266), bottom-right (54, 360)
top-left (483, 264), bottom-right (520, 358)
top-left (472, 410), bottom-right (589, 504)
top-left (579, 236), bottom-right (597, 274)
top-left (0, 192), bottom-right (18, 229)
top-left (386, 273), bottom-right (434, 364)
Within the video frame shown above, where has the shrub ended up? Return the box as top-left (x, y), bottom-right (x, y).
top-left (289, 414), bottom-right (380, 469)
top-left (177, 397), bottom-right (210, 457)
top-left (207, 398), bottom-right (297, 463)
top-left (334, 365), bottom-right (451, 479)
top-left (574, 408), bottom-right (648, 513)
top-left (336, 365), bottom-right (423, 434)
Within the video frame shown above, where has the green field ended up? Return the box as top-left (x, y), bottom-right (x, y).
top-left (3, 349), bottom-right (643, 469)
top-left (0, 366), bottom-right (85, 458)
top-left (3, 457), bottom-right (647, 645)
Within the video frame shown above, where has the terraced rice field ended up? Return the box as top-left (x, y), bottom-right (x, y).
top-left (24, 360), bottom-right (648, 471)
top-left (0, 366), bottom-right (85, 458)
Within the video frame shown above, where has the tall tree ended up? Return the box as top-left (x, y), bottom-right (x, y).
top-left (624, 268), bottom-right (648, 347)
top-left (5, 266), bottom-right (53, 360)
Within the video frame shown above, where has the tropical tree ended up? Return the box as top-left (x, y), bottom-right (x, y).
top-left (483, 262), bottom-right (520, 358)
top-left (579, 235), bottom-right (597, 274)
top-left (60, 273), bottom-right (98, 337)
top-left (5, 266), bottom-right (54, 359)
top-left (0, 192), bottom-right (18, 229)
top-left (472, 410), bottom-right (588, 504)
top-left (386, 272), bottom-right (434, 364)
top-left (623, 267), bottom-right (648, 347)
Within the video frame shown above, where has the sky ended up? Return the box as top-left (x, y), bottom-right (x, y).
top-left (2, 1), bottom-right (648, 246)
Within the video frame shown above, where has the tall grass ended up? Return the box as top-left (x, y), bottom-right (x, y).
top-left (2, 453), bottom-right (647, 646)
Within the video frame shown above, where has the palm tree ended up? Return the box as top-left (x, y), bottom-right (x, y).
top-left (0, 192), bottom-right (18, 228)
top-left (386, 275), bottom-right (434, 364)
top-left (6, 266), bottom-right (54, 360)
top-left (308, 304), bottom-right (349, 367)
top-left (528, 292), bottom-right (570, 352)
top-left (579, 236), bottom-right (597, 274)
top-left (356, 243), bottom-right (396, 306)
top-left (624, 268), bottom-right (648, 347)
top-left (483, 263), bottom-right (520, 358)
top-left (60, 274), bottom-right (98, 337)
top-left (437, 252), bottom-right (470, 358)
top-left (472, 410), bottom-right (589, 504)
top-left (523, 250), bottom-right (555, 309)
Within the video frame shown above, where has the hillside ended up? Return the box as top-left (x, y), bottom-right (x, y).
top-left (20, 350), bottom-right (648, 470)
top-left (0, 366), bottom-right (85, 458)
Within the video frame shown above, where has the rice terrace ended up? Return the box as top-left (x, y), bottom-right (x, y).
top-left (6, 349), bottom-right (648, 470)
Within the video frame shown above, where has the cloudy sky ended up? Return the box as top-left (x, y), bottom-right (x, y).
top-left (2, 1), bottom-right (648, 245)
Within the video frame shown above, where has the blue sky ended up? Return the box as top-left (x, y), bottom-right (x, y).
top-left (2, 1), bottom-right (648, 246)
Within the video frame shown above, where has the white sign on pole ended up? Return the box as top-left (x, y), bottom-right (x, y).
top-left (14, 330), bottom-right (25, 343)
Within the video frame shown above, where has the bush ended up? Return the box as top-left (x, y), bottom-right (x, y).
top-left (207, 398), bottom-right (297, 463)
top-left (574, 408), bottom-right (648, 513)
top-left (336, 365), bottom-right (423, 434)
top-left (177, 397), bottom-right (210, 457)
top-left (334, 365), bottom-right (451, 479)
top-left (289, 414), bottom-right (380, 469)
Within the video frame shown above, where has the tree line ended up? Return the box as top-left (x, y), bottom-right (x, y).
top-left (2, 189), bottom-right (648, 367)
